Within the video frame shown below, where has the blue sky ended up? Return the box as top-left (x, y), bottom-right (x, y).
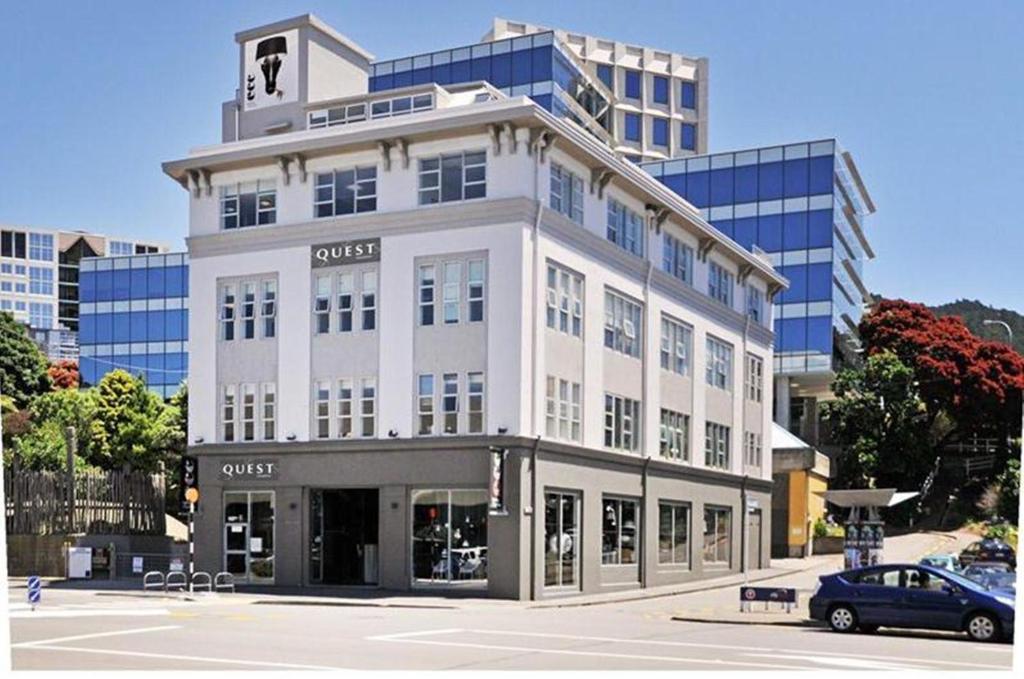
top-left (2, 0), bottom-right (1022, 311)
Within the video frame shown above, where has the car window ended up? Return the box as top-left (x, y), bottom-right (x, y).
top-left (857, 568), bottom-right (901, 586)
top-left (906, 568), bottom-right (946, 591)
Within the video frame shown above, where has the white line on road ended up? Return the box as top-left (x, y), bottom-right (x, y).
top-left (15, 645), bottom-right (349, 671)
top-left (13, 625), bottom-right (182, 648)
top-left (370, 628), bottom-right (1013, 671)
top-left (369, 636), bottom-right (821, 670)
top-left (10, 608), bottom-right (171, 619)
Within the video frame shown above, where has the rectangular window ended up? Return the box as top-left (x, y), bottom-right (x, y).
top-left (606, 199), bottom-right (644, 256)
top-left (360, 378), bottom-right (376, 437)
top-left (604, 290), bottom-right (643, 358)
top-left (418, 265), bottom-right (435, 326)
top-left (545, 264), bottom-right (583, 338)
top-left (624, 113), bottom-right (641, 142)
top-left (705, 336), bottom-right (733, 391)
top-left (744, 431), bottom-right (763, 467)
top-left (417, 374), bottom-right (434, 435)
top-left (28, 266), bottom-right (53, 295)
top-left (442, 262), bottom-right (460, 324)
top-left (550, 162), bottom-right (584, 224)
top-left (28, 302), bottom-right (52, 329)
top-left (680, 81), bottom-right (697, 110)
top-left (315, 381), bottom-right (331, 439)
top-left (703, 507), bottom-right (732, 566)
top-left (659, 409), bottom-right (690, 461)
top-left (361, 270), bottom-right (377, 330)
top-left (241, 384), bottom-right (256, 442)
top-left (313, 275), bottom-right (331, 334)
top-left (653, 118), bottom-right (668, 147)
top-left (602, 497), bottom-right (639, 564)
top-left (108, 240), bottom-right (134, 256)
top-left (261, 383), bottom-right (276, 441)
top-left (337, 379), bottom-right (353, 438)
top-left (221, 385), bottom-right (236, 443)
top-left (746, 285), bottom-right (764, 324)
top-left (546, 376), bottom-right (581, 442)
top-left (418, 150), bottom-right (486, 205)
top-left (653, 75), bottom-right (669, 104)
top-left (337, 272), bottom-right (354, 332)
top-left (660, 316), bottom-right (692, 376)
top-left (442, 373), bottom-right (459, 434)
top-left (241, 282), bottom-right (256, 339)
top-left (28, 233), bottom-right (54, 261)
top-left (261, 280), bottom-right (276, 338)
top-left (221, 180), bottom-right (276, 230)
top-left (680, 122), bottom-right (697, 151)
top-left (467, 260), bottom-right (485, 322)
top-left (467, 372), bottom-right (484, 434)
top-left (705, 422), bottom-right (731, 470)
top-left (219, 284), bottom-right (236, 341)
top-left (596, 63), bottom-right (613, 88)
top-left (624, 69), bottom-right (642, 99)
top-left (708, 262), bottom-right (734, 307)
top-left (659, 503), bottom-right (690, 565)
top-left (662, 233), bottom-right (694, 285)
top-left (314, 166), bottom-right (377, 217)
top-left (604, 393), bottom-right (640, 452)
top-left (745, 354), bottom-right (764, 403)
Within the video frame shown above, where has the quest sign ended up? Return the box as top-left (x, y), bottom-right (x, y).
top-left (218, 459), bottom-right (280, 481)
top-left (311, 238), bottom-right (381, 268)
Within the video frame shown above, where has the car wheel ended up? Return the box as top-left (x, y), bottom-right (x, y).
top-left (965, 612), bottom-right (1001, 642)
top-left (859, 624), bottom-right (879, 634)
top-left (827, 604), bottom-right (858, 633)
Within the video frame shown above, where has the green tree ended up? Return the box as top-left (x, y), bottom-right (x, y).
top-left (28, 388), bottom-right (97, 463)
top-left (823, 352), bottom-right (933, 491)
top-left (0, 311), bottom-right (51, 408)
top-left (89, 370), bottom-right (177, 472)
top-left (10, 420), bottom-right (90, 472)
top-left (995, 458), bottom-right (1020, 523)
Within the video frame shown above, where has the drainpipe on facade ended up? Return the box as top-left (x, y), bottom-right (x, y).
top-left (740, 473), bottom-right (749, 580)
top-left (640, 257), bottom-right (654, 589)
top-left (740, 314), bottom-right (751, 577)
top-left (529, 434), bottom-right (541, 600)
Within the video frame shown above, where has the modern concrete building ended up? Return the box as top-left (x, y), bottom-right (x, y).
top-left (78, 252), bottom-right (189, 399)
top-left (0, 225), bottom-right (166, 359)
top-left (164, 15), bottom-right (785, 599)
top-left (642, 141), bottom-right (875, 447)
top-left (770, 423), bottom-right (830, 558)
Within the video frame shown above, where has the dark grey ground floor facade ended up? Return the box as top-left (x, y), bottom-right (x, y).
top-left (191, 437), bottom-right (772, 600)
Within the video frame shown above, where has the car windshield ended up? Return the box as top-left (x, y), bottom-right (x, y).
top-left (981, 573), bottom-right (1017, 590)
top-left (939, 568), bottom-right (990, 592)
top-left (920, 557), bottom-right (948, 566)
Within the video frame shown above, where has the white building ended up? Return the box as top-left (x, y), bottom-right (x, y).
top-left (0, 225), bottom-right (166, 358)
top-left (164, 14), bottom-right (785, 599)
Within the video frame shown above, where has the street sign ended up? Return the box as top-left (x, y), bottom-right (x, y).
top-left (27, 575), bottom-right (41, 608)
top-left (739, 586), bottom-right (797, 613)
top-left (185, 487), bottom-right (200, 504)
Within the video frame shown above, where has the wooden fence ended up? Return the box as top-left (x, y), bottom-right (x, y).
top-left (4, 467), bottom-right (165, 535)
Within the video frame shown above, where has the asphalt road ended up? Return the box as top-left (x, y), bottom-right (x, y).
top-left (9, 589), bottom-right (1015, 670)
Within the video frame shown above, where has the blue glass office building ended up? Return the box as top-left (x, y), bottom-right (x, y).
top-left (78, 253), bottom-right (189, 399)
top-left (369, 31), bottom-right (610, 138)
top-left (642, 140), bottom-right (875, 433)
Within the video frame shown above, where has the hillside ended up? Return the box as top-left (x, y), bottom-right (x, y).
top-left (930, 299), bottom-right (1024, 354)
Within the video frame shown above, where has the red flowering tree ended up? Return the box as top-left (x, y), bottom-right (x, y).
top-left (48, 360), bottom-right (80, 390)
top-left (859, 299), bottom-right (1024, 447)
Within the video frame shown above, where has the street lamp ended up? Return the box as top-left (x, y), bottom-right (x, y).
top-left (983, 319), bottom-right (1023, 459)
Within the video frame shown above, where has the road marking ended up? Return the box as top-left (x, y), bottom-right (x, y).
top-left (15, 645), bottom-right (349, 670)
top-left (13, 625), bottom-right (182, 648)
top-left (370, 628), bottom-right (1012, 671)
top-left (745, 653), bottom-right (932, 671)
top-left (10, 608), bottom-right (171, 619)
top-left (369, 635), bottom-right (818, 670)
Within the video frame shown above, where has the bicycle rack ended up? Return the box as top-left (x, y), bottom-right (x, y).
top-left (165, 571), bottom-right (188, 592)
top-left (143, 571), bottom-right (165, 592)
top-left (190, 571), bottom-right (212, 593)
top-left (214, 572), bottom-right (235, 593)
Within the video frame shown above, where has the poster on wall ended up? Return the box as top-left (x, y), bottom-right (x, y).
top-left (243, 30), bottom-right (299, 111)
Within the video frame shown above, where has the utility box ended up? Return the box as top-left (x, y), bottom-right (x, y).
top-left (67, 547), bottom-right (92, 579)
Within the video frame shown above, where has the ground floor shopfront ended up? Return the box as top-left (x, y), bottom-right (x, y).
top-left (191, 437), bottom-right (772, 600)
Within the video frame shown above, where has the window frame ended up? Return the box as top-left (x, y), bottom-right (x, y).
top-left (705, 336), bottom-right (733, 391)
top-left (546, 263), bottom-right (583, 338)
top-left (314, 165), bottom-right (378, 218)
top-left (417, 150), bottom-right (487, 205)
top-left (704, 422), bottom-right (731, 470)
top-left (604, 289), bottom-right (643, 358)
top-left (660, 315), bottom-right (693, 376)
top-left (659, 409), bottom-right (690, 462)
top-left (658, 502), bottom-right (691, 566)
top-left (604, 393), bottom-right (641, 452)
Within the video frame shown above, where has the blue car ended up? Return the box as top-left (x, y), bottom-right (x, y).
top-left (809, 563), bottom-right (1015, 642)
